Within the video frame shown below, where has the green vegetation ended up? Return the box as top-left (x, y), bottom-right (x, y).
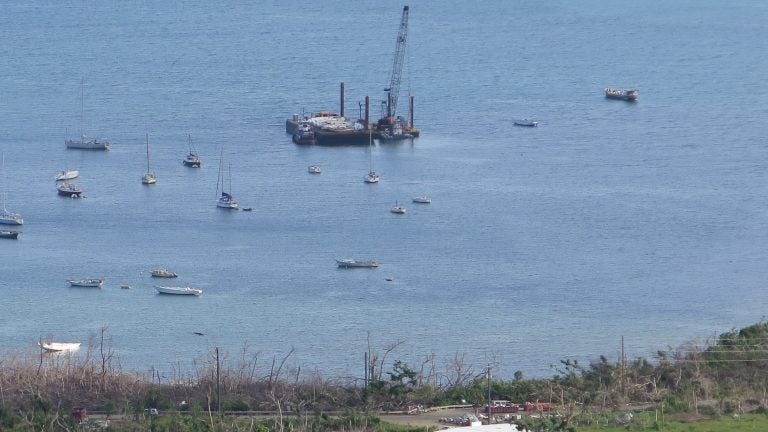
top-left (3, 321), bottom-right (768, 431)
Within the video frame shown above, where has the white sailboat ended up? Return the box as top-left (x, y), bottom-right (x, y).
top-left (65, 78), bottom-right (110, 150)
top-left (142, 134), bottom-right (157, 185)
top-left (0, 154), bottom-right (23, 226)
top-left (183, 134), bottom-right (201, 167)
top-left (364, 126), bottom-right (379, 183)
top-left (216, 150), bottom-right (238, 210)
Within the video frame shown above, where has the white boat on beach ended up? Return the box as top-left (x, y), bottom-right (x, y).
top-left (67, 278), bottom-right (104, 288)
top-left (39, 341), bottom-right (81, 352)
top-left (55, 169), bottom-right (79, 181)
top-left (155, 285), bottom-right (203, 296)
top-left (336, 259), bottom-right (379, 268)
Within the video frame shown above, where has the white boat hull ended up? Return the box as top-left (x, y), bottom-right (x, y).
top-left (155, 285), bottom-right (203, 296)
top-left (65, 138), bottom-right (110, 150)
top-left (55, 170), bottom-right (80, 181)
top-left (39, 342), bottom-right (81, 352)
top-left (67, 278), bottom-right (104, 287)
top-left (336, 259), bottom-right (379, 268)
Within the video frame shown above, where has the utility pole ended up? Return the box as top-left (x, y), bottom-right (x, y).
top-left (216, 347), bottom-right (221, 413)
top-left (487, 364), bottom-right (492, 424)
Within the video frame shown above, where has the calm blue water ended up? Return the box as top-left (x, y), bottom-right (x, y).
top-left (2, 0), bottom-right (768, 381)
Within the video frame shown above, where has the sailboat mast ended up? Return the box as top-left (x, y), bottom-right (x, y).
top-left (216, 149), bottom-right (223, 198)
top-left (80, 78), bottom-right (85, 139)
top-left (146, 134), bottom-right (150, 171)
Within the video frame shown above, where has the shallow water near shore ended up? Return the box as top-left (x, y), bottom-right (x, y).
top-left (2, 0), bottom-right (768, 380)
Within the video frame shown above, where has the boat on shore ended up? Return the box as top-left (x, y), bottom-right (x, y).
top-left (336, 259), bottom-right (379, 268)
top-left (604, 87), bottom-right (638, 101)
top-left (57, 182), bottom-right (83, 197)
top-left (155, 285), bottom-right (203, 296)
top-left (151, 268), bottom-right (178, 278)
top-left (39, 341), bottom-right (81, 352)
top-left (55, 169), bottom-right (79, 181)
top-left (0, 230), bottom-right (19, 239)
top-left (67, 278), bottom-right (104, 287)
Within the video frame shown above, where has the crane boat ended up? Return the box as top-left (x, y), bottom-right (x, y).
top-left (377, 6), bottom-right (419, 139)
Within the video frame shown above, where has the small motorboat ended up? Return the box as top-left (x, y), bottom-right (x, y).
top-left (55, 169), bottom-right (79, 181)
top-left (0, 230), bottom-right (19, 239)
top-left (336, 259), bottom-right (379, 268)
top-left (67, 278), bottom-right (104, 287)
top-left (242, 207), bottom-right (253, 212)
top-left (412, 196), bottom-right (431, 204)
top-left (155, 285), bottom-right (203, 296)
top-left (151, 268), bottom-right (178, 278)
top-left (57, 182), bottom-right (83, 198)
top-left (513, 119), bottom-right (539, 127)
top-left (120, 285), bottom-right (131, 289)
top-left (308, 165), bottom-right (321, 174)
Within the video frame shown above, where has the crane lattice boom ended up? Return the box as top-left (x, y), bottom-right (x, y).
top-left (385, 6), bottom-right (409, 120)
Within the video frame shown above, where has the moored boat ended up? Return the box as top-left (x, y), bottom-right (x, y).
top-left (336, 259), bottom-right (379, 268)
top-left (604, 87), bottom-right (638, 101)
top-left (67, 278), bottom-right (104, 287)
top-left (513, 119), bottom-right (538, 127)
top-left (308, 165), bottom-right (321, 174)
top-left (412, 196), bottom-right (431, 204)
top-left (0, 230), bottom-right (19, 239)
top-left (0, 208), bottom-right (23, 225)
top-left (57, 182), bottom-right (83, 197)
top-left (151, 268), bottom-right (178, 278)
top-left (390, 201), bottom-right (406, 214)
top-left (55, 169), bottom-right (80, 181)
top-left (183, 134), bottom-right (201, 167)
top-left (155, 285), bottom-right (203, 296)
top-left (66, 135), bottom-right (111, 150)
top-left (39, 341), bottom-right (81, 352)
top-left (292, 121), bottom-right (316, 145)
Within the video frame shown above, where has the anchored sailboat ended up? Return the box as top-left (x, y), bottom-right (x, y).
top-left (142, 134), bottom-right (157, 185)
top-left (364, 126), bottom-right (379, 183)
top-left (216, 149), bottom-right (238, 210)
top-left (65, 78), bottom-right (111, 150)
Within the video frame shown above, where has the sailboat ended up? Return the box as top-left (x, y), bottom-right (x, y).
top-left (364, 126), bottom-right (379, 183)
top-left (0, 154), bottom-right (23, 226)
top-left (65, 78), bottom-right (111, 150)
top-left (183, 134), bottom-right (201, 167)
top-left (216, 150), bottom-right (238, 210)
top-left (142, 134), bottom-right (157, 185)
